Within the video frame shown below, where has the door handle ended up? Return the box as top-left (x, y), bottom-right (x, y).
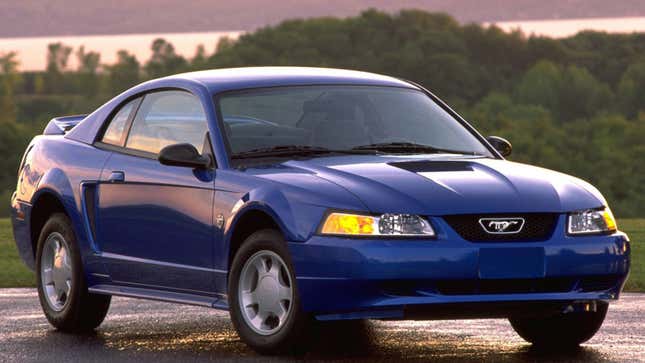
top-left (108, 171), bottom-right (125, 183)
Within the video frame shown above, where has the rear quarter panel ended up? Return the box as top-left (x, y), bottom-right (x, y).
top-left (12, 135), bottom-right (112, 272)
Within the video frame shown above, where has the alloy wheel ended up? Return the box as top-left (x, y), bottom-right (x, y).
top-left (238, 250), bottom-right (294, 335)
top-left (40, 232), bottom-right (73, 312)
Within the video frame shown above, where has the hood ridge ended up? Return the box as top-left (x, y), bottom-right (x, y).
top-left (245, 155), bottom-right (604, 215)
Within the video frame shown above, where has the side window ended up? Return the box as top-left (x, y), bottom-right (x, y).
top-left (101, 98), bottom-right (140, 146)
top-left (126, 91), bottom-right (208, 155)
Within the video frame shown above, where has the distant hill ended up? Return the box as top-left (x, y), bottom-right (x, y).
top-left (2, 0), bottom-right (645, 37)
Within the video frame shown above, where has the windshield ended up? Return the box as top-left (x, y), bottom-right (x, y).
top-left (216, 86), bottom-right (493, 160)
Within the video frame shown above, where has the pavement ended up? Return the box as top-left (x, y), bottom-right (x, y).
top-left (0, 288), bottom-right (643, 362)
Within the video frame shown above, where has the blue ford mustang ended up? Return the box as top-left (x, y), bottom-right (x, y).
top-left (11, 67), bottom-right (630, 354)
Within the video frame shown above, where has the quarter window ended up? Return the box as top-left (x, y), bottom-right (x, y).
top-left (101, 97), bottom-right (140, 146)
top-left (126, 91), bottom-right (208, 155)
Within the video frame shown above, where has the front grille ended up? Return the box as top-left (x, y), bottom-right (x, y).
top-left (443, 213), bottom-right (559, 242)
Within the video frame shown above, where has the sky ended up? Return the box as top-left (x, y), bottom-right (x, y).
top-left (2, 0), bottom-right (645, 37)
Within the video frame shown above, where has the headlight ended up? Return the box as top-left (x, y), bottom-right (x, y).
top-left (567, 208), bottom-right (617, 235)
top-left (320, 212), bottom-right (435, 237)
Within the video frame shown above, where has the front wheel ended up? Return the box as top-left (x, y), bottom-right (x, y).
top-left (228, 229), bottom-right (311, 354)
top-left (509, 302), bottom-right (608, 347)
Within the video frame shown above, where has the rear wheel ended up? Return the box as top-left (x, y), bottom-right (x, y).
top-left (228, 229), bottom-right (311, 354)
top-left (509, 302), bottom-right (608, 347)
top-left (36, 213), bottom-right (111, 332)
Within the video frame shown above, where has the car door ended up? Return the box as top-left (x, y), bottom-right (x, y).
top-left (95, 90), bottom-right (217, 294)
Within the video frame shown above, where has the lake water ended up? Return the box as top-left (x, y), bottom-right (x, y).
top-left (1, 16), bottom-right (645, 72)
top-left (490, 16), bottom-right (645, 38)
top-left (0, 31), bottom-right (242, 72)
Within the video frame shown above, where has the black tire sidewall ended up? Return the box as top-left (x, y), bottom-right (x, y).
top-left (228, 229), bottom-right (308, 354)
top-left (509, 303), bottom-right (608, 346)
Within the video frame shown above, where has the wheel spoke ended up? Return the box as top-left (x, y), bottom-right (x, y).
top-left (63, 253), bottom-right (72, 269)
top-left (277, 284), bottom-right (292, 301)
top-left (56, 286), bottom-right (65, 303)
top-left (44, 285), bottom-right (57, 304)
top-left (277, 301), bottom-right (289, 321)
top-left (268, 256), bottom-right (281, 278)
top-left (253, 257), bottom-right (268, 274)
top-left (251, 311), bottom-right (267, 328)
top-left (241, 290), bottom-right (257, 307)
top-left (62, 263), bottom-right (72, 280)
top-left (42, 268), bottom-right (53, 283)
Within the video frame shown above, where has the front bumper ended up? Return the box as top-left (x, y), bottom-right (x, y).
top-left (288, 215), bottom-right (630, 320)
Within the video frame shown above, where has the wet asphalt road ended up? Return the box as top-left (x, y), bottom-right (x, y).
top-left (1, 289), bottom-right (643, 363)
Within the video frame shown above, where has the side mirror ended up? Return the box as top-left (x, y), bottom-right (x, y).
top-left (486, 136), bottom-right (512, 157)
top-left (158, 143), bottom-right (211, 169)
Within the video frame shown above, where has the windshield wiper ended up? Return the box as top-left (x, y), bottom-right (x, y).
top-left (231, 145), bottom-right (380, 159)
top-left (351, 142), bottom-right (482, 156)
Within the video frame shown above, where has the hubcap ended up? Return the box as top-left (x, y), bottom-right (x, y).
top-left (40, 232), bottom-right (72, 311)
top-left (238, 250), bottom-right (293, 335)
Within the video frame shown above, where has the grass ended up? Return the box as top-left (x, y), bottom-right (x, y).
top-left (0, 218), bottom-right (35, 288)
top-left (622, 219), bottom-right (645, 291)
top-left (0, 218), bottom-right (643, 291)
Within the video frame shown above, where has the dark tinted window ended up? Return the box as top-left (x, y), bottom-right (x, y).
top-left (126, 91), bottom-right (208, 154)
top-left (218, 86), bottom-right (491, 156)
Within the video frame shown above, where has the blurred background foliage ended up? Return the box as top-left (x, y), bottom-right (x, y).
top-left (0, 9), bottom-right (643, 217)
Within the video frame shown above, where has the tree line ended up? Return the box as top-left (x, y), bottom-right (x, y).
top-left (1, 9), bottom-right (644, 217)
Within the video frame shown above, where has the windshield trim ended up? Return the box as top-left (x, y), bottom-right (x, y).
top-left (212, 84), bottom-right (500, 168)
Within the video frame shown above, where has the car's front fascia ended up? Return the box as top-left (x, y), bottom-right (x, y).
top-left (236, 159), bottom-right (631, 321)
top-left (288, 215), bottom-right (629, 320)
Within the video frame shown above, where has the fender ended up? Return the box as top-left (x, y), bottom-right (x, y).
top-left (221, 187), bottom-right (329, 271)
top-left (30, 170), bottom-right (104, 274)
top-left (225, 186), bottom-right (329, 242)
top-left (213, 169), bottom-right (358, 274)
top-left (225, 201), bottom-right (290, 243)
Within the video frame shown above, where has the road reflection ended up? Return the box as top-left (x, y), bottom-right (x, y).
top-left (39, 318), bottom-right (612, 362)
top-left (4, 292), bottom-right (640, 362)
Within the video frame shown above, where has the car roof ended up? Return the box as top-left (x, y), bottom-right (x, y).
top-left (164, 67), bottom-right (418, 93)
top-left (65, 67), bottom-right (419, 147)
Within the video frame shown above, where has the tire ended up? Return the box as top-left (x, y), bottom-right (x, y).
top-left (35, 213), bottom-right (111, 332)
top-left (509, 302), bottom-right (608, 347)
top-left (228, 229), bottom-right (311, 354)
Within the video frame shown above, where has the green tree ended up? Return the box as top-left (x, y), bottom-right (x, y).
top-left (617, 61), bottom-right (645, 118)
top-left (45, 42), bottom-right (72, 93)
top-left (191, 44), bottom-right (209, 70)
top-left (562, 115), bottom-right (645, 216)
top-left (46, 42), bottom-right (73, 73)
top-left (527, 36), bottom-right (568, 65)
top-left (0, 119), bottom-right (32, 216)
top-left (105, 50), bottom-right (140, 94)
top-left (559, 65), bottom-right (612, 121)
top-left (76, 46), bottom-right (101, 97)
top-left (0, 51), bottom-right (20, 123)
top-left (469, 93), bottom-right (567, 171)
top-left (515, 60), bottom-right (562, 113)
top-left (144, 38), bottom-right (188, 78)
top-left (33, 74), bottom-right (45, 94)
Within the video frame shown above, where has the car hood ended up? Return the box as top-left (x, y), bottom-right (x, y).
top-left (245, 155), bottom-right (606, 215)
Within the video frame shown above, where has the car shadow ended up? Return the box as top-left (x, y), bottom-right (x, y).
top-left (36, 318), bottom-right (609, 362)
